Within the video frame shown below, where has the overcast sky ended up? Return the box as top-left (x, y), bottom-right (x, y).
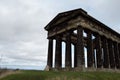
top-left (0, 0), bottom-right (120, 70)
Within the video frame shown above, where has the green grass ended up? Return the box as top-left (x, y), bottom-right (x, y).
top-left (0, 70), bottom-right (120, 80)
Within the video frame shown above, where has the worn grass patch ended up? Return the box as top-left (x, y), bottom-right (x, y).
top-left (0, 70), bottom-right (120, 80)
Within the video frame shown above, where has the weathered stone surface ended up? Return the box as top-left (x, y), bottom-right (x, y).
top-left (45, 8), bottom-right (120, 71)
top-left (86, 30), bottom-right (94, 68)
top-left (65, 32), bottom-right (72, 68)
top-left (102, 37), bottom-right (109, 68)
top-left (44, 65), bottom-right (50, 71)
top-left (55, 36), bottom-right (62, 69)
top-left (47, 39), bottom-right (53, 68)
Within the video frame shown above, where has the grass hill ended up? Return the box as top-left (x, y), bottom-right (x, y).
top-left (0, 70), bottom-right (120, 80)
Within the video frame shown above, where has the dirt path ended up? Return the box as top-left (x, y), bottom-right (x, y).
top-left (0, 70), bottom-right (21, 79)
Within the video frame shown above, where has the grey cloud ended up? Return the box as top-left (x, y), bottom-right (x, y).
top-left (0, 0), bottom-right (120, 70)
top-left (85, 0), bottom-right (120, 32)
top-left (0, 0), bottom-right (50, 69)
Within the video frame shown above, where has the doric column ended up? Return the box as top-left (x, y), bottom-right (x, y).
top-left (95, 34), bottom-right (102, 68)
top-left (76, 26), bottom-right (84, 68)
top-left (113, 42), bottom-right (120, 69)
top-left (47, 38), bottom-right (53, 68)
top-left (55, 36), bottom-right (62, 69)
top-left (118, 44), bottom-right (120, 69)
top-left (74, 44), bottom-right (77, 68)
top-left (86, 30), bottom-right (94, 68)
top-left (108, 40), bottom-right (115, 69)
top-left (65, 32), bottom-right (72, 68)
top-left (102, 37), bottom-right (109, 68)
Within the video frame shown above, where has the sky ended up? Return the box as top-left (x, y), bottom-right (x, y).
top-left (0, 0), bottom-right (120, 70)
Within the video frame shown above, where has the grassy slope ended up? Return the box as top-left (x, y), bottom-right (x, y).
top-left (0, 70), bottom-right (120, 80)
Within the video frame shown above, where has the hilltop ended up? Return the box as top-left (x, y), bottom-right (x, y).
top-left (0, 70), bottom-right (120, 80)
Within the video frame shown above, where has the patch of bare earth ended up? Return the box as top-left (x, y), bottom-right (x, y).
top-left (0, 70), bottom-right (21, 79)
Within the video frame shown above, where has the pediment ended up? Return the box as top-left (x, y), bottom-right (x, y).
top-left (44, 8), bottom-right (87, 31)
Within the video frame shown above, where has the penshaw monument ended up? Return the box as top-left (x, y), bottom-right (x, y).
top-left (44, 8), bottom-right (120, 71)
